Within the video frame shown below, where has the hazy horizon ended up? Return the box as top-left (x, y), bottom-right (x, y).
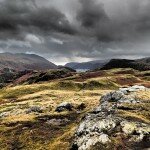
top-left (0, 51), bottom-right (148, 66)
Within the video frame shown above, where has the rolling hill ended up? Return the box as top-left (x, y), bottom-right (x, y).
top-left (0, 53), bottom-right (57, 71)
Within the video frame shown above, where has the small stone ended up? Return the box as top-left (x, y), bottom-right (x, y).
top-left (77, 103), bottom-right (86, 110)
top-left (46, 118), bottom-right (69, 126)
top-left (55, 102), bottom-right (73, 112)
top-left (0, 112), bottom-right (10, 118)
top-left (26, 106), bottom-right (43, 114)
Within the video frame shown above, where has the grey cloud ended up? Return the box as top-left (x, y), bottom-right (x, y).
top-left (76, 0), bottom-right (150, 42)
top-left (77, 0), bottom-right (108, 28)
top-left (0, 0), bottom-right (76, 40)
top-left (0, 0), bottom-right (150, 64)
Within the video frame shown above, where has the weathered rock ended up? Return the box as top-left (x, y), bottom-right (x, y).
top-left (26, 106), bottom-right (43, 114)
top-left (111, 91), bottom-right (124, 101)
top-left (99, 134), bottom-right (111, 144)
top-left (72, 86), bottom-right (150, 150)
top-left (76, 115), bottom-right (119, 136)
top-left (46, 118), bottom-right (69, 126)
top-left (119, 85), bottom-right (146, 93)
top-left (72, 133), bottom-right (111, 150)
top-left (55, 102), bottom-right (73, 112)
top-left (100, 85), bottom-right (146, 104)
top-left (121, 121), bottom-right (137, 135)
top-left (76, 103), bottom-right (86, 111)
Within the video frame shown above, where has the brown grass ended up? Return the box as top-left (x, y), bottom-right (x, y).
top-left (0, 68), bottom-right (149, 150)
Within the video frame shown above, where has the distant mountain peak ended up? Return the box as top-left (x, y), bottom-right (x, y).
top-left (0, 53), bottom-right (57, 71)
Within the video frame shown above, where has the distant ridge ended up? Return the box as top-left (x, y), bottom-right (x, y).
top-left (101, 57), bottom-right (150, 71)
top-left (0, 53), bottom-right (57, 71)
top-left (65, 59), bottom-right (110, 70)
top-left (65, 57), bottom-right (150, 71)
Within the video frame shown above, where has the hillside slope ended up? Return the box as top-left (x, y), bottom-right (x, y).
top-left (0, 69), bottom-right (149, 149)
top-left (0, 53), bottom-right (57, 70)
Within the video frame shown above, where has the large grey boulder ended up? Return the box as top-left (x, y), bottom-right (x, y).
top-left (100, 85), bottom-right (146, 104)
top-left (72, 86), bottom-right (150, 150)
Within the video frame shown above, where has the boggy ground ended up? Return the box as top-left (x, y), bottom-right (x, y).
top-left (0, 68), bottom-right (149, 150)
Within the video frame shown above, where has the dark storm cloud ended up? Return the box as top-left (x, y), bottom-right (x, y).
top-left (77, 0), bottom-right (108, 28)
top-left (0, 0), bottom-right (76, 39)
top-left (1, 0), bottom-right (150, 42)
top-left (77, 0), bottom-right (150, 42)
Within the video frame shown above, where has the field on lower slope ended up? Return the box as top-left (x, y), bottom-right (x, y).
top-left (0, 68), bottom-right (149, 150)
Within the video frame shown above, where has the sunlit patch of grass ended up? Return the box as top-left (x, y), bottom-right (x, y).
top-left (0, 84), bottom-right (54, 99)
top-left (83, 79), bottom-right (119, 90)
top-left (2, 114), bottom-right (36, 124)
top-left (0, 79), bottom-right (118, 103)
top-left (117, 110), bottom-right (150, 123)
top-left (0, 103), bottom-right (17, 112)
top-left (107, 68), bottom-right (137, 74)
top-left (51, 81), bottom-right (82, 91)
top-left (136, 90), bottom-right (150, 100)
top-left (116, 90), bottom-right (150, 123)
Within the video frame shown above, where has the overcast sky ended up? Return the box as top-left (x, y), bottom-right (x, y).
top-left (0, 0), bottom-right (150, 65)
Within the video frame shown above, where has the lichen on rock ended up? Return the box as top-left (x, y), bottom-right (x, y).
top-left (71, 86), bottom-right (150, 150)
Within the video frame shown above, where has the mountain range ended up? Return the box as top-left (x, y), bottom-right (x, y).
top-left (0, 53), bottom-right (57, 71)
top-left (65, 57), bottom-right (150, 71)
top-left (0, 53), bottom-right (149, 72)
top-left (65, 60), bottom-right (110, 70)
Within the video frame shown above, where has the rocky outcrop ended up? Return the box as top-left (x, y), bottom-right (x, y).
top-left (72, 86), bottom-right (150, 150)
